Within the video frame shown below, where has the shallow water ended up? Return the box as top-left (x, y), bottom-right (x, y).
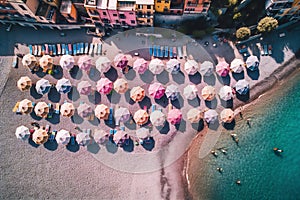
top-left (191, 72), bottom-right (300, 200)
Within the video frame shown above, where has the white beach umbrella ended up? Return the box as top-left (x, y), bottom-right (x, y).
top-left (201, 85), bottom-right (216, 101)
top-left (77, 103), bottom-right (93, 118)
top-left (36, 79), bottom-right (51, 95)
top-left (166, 59), bottom-right (181, 74)
top-left (230, 58), bottom-right (244, 73)
top-left (220, 108), bottom-right (234, 123)
top-left (200, 61), bottom-right (214, 76)
top-left (204, 109), bottom-right (218, 124)
top-left (56, 129), bottom-right (71, 145)
top-left (149, 58), bottom-right (165, 75)
top-left (22, 54), bottom-right (37, 70)
top-left (115, 107), bottom-right (131, 123)
top-left (96, 56), bottom-right (111, 74)
top-left (187, 108), bottom-right (202, 123)
top-left (60, 55), bottom-right (75, 70)
top-left (184, 60), bottom-right (199, 75)
top-left (93, 129), bottom-right (109, 144)
top-left (150, 110), bottom-right (166, 126)
top-left (56, 78), bottom-right (72, 94)
top-left (235, 79), bottom-right (250, 95)
top-left (15, 125), bottom-right (30, 141)
top-left (183, 84), bottom-right (198, 100)
top-left (246, 55), bottom-right (259, 71)
top-left (76, 132), bottom-right (91, 146)
top-left (219, 85), bottom-right (234, 101)
top-left (165, 84), bottom-right (179, 101)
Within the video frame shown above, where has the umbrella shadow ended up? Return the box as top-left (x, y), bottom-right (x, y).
top-left (188, 72), bottom-right (202, 84)
top-left (157, 70), bottom-right (170, 85)
top-left (232, 71), bottom-right (245, 81)
top-left (217, 74), bottom-right (231, 85)
top-left (155, 94), bottom-right (169, 108)
top-left (124, 118), bottom-right (137, 130)
top-left (30, 84), bottom-right (43, 99)
top-left (208, 121), bottom-right (220, 130)
top-left (88, 115), bottom-right (100, 126)
top-left (158, 121), bottom-right (170, 134)
top-left (140, 69), bottom-right (154, 84)
top-left (70, 66), bottom-right (83, 80)
top-left (66, 142), bottom-right (80, 152)
top-left (124, 68), bottom-right (136, 80)
top-left (52, 65), bottom-right (63, 79)
top-left (172, 71), bottom-right (185, 84)
top-left (105, 139), bottom-right (118, 154)
top-left (188, 96), bottom-right (201, 107)
top-left (87, 140), bottom-right (101, 154)
top-left (105, 67), bottom-right (118, 82)
top-left (124, 89), bottom-right (134, 104)
top-left (138, 96), bottom-right (152, 110)
top-left (48, 87), bottom-right (61, 103)
top-left (247, 68), bottom-right (260, 80)
top-left (104, 119), bottom-right (116, 129)
top-left (171, 94), bottom-right (184, 109)
top-left (107, 91), bottom-right (121, 104)
top-left (35, 68), bottom-right (46, 78)
top-left (30, 111), bottom-right (42, 121)
top-left (205, 98), bottom-right (218, 109)
top-left (175, 119), bottom-right (186, 132)
top-left (220, 99), bottom-right (233, 108)
top-left (71, 111), bottom-right (84, 124)
top-left (46, 113), bottom-right (60, 124)
top-left (88, 67), bottom-right (101, 82)
top-left (236, 92), bottom-right (250, 102)
top-left (223, 119), bottom-right (236, 130)
top-left (28, 138), bottom-right (40, 148)
top-left (88, 91), bottom-right (101, 104)
top-left (203, 74), bottom-right (216, 86)
top-left (191, 119), bottom-right (205, 131)
top-left (122, 138), bottom-right (134, 152)
top-left (141, 137), bottom-right (155, 151)
top-left (43, 140), bottom-right (58, 151)
top-left (68, 87), bottom-right (80, 102)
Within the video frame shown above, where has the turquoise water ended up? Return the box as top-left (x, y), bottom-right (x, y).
top-left (194, 73), bottom-right (300, 200)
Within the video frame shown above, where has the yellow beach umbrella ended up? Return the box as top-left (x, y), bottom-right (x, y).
top-left (17, 76), bottom-right (32, 91)
top-left (134, 109), bottom-right (149, 125)
top-left (220, 108), bottom-right (234, 123)
top-left (130, 86), bottom-right (145, 102)
top-left (187, 108), bottom-right (202, 123)
top-left (32, 128), bottom-right (48, 144)
top-left (114, 78), bottom-right (128, 94)
top-left (39, 55), bottom-right (53, 72)
top-left (19, 99), bottom-right (33, 114)
top-left (60, 102), bottom-right (75, 117)
top-left (34, 102), bottom-right (49, 118)
top-left (201, 86), bottom-right (216, 101)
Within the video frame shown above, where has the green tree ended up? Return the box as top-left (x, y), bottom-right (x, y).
top-left (236, 27), bottom-right (251, 40)
top-left (192, 30), bottom-right (206, 39)
top-left (257, 17), bottom-right (278, 33)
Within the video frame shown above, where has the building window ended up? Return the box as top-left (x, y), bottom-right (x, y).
top-left (131, 20), bottom-right (135, 24)
top-left (147, 5), bottom-right (151, 9)
top-left (119, 14), bottom-right (125, 19)
top-left (113, 13), bottom-right (117, 17)
top-left (147, 12), bottom-right (151, 16)
top-left (19, 4), bottom-right (27, 11)
top-left (129, 12), bottom-right (133, 15)
top-left (147, 19), bottom-right (151, 23)
top-left (89, 9), bottom-right (98, 16)
top-left (103, 11), bottom-right (106, 15)
top-left (157, 0), bottom-right (161, 3)
top-left (138, 5), bottom-right (143, 9)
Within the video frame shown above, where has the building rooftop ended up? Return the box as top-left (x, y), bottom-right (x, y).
top-left (108, 0), bottom-right (117, 9)
top-left (60, 0), bottom-right (72, 14)
top-left (135, 0), bottom-right (153, 5)
top-left (85, 0), bottom-right (97, 6)
top-left (97, 0), bottom-right (108, 9)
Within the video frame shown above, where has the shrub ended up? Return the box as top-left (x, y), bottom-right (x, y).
top-left (192, 30), bottom-right (206, 39)
top-left (236, 27), bottom-right (251, 40)
top-left (257, 17), bottom-right (278, 32)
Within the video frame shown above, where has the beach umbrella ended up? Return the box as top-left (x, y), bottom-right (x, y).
top-left (76, 132), bottom-right (91, 146)
top-left (39, 55), bottom-right (53, 72)
top-left (77, 103), bottom-right (92, 118)
top-left (136, 127), bottom-right (150, 139)
top-left (17, 76), bottom-right (32, 91)
top-left (148, 83), bottom-right (165, 99)
top-left (19, 99), bottom-right (33, 114)
top-left (114, 54), bottom-right (128, 69)
top-left (187, 108), bottom-right (202, 123)
top-left (201, 86), bottom-right (216, 101)
top-left (183, 84), bottom-right (198, 100)
top-left (167, 109), bottom-right (182, 125)
top-left (15, 125), bottom-right (30, 141)
top-left (204, 109), bottom-right (218, 124)
top-left (216, 61), bottom-right (230, 77)
top-left (200, 61), bottom-right (214, 76)
top-left (93, 129), bottom-right (109, 144)
top-left (134, 109), bottom-right (149, 125)
top-left (56, 78), bottom-right (72, 94)
top-left (115, 107), bottom-right (131, 123)
top-left (113, 129), bottom-right (127, 144)
top-left (114, 78), bottom-right (128, 94)
top-left (230, 58), bottom-right (244, 73)
top-left (22, 54), bottom-right (37, 70)
top-left (150, 110), bottom-right (166, 126)
top-left (246, 55), bottom-right (259, 71)
top-left (60, 54), bottom-right (75, 70)
top-left (35, 78), bottom-right (51, 95)
top-left (133, 58), bottom-right (148, 74)
top-left (96, 78), bottom-right (113, 95)
top-left (220, 108), bottom-right (234, 123)
top-left (96, 56), bottom-right (111, 73)
top-left (166, 84), bottom-right (179, 101)
top-left (56, 129), bottom-right (71, 145)
top-left (235, 79), bottom-right (250, 95)
top-left (78, 55), bottom-right (92, 72)
top-left (130, 86), bottom-right (145, 102)
top-left (60, 102), bottom-right (75, 117)
top-left (95, 104), bottom-right (109, 120)
top-left (32, 128), bottom-right (48, 144)
top-left (34, 102), bottom-right (49, 118)
top-left (77, 81), bottom-right (92, 95)
top-left (149, 58), bottom-right (165, 75)
top-left (166, 59), bottom-right (181, 74)
top-left (184, 60), bottom-right (199, 75)
top-left (219, 85), bottom-right (234, 101)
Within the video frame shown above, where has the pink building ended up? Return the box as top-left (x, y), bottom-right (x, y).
top-left (117, 0), bottom-right (137, 27)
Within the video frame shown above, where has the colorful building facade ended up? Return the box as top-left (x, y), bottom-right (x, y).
top-left (266, 0), bottom-right (300, 21)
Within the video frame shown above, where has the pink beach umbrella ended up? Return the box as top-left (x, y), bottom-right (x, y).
top-left (216, 61), bottom-right (230, 77)
top-left (133, 58), bottom-right (148, 74)
top-left (167, 109), bottom-right (182, 125)
top-left (96, 78), bottom-right (113, 95)
top-left (114, 53), bottom-right (128, 69)
top-left (78, 55), bottom-right (92, 72)
top-left (77, 103), bottom-right (93, 118)
top-left (115, 107), bottom-right (131, 123)
top-left (77, 81), bottom-right (92, 95)
top-left (148, 83), bottom-right (165, 99)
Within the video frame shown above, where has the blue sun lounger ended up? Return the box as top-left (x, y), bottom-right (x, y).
top-left (153, 45), bottom-right (157, 57)
top-left (149, 45), bottom-right (153, 57)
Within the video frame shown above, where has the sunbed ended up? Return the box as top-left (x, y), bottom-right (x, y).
top-left (29, 45), bottom-right (33, 54)
top-left (73, 44), bottom-right (77, 55)
top-left (55, 103), bottom-right (60, 114)
top-left (164, 46), bottom-right (168, 58)
top-left (149, 45), bottom-right (153, 57)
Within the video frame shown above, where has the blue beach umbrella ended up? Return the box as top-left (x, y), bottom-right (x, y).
top-left (56, 78), bottom-right (72, 94)
top-left (235, 79), bottom-right (250, 95)
top-left (246, 56), bottom-right (259, 71)
top-left (36, 78), bottom-right (51, 95)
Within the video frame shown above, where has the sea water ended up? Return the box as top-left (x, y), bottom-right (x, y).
top-left (192, 72), bottom-right (300, 200)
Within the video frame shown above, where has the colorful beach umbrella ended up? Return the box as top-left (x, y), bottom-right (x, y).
top-left (115, 107), bottom-right (131, 123)
top-left (15, 125), bottom-right (30, 141)
top-left (148, 83), bottom-right (165, 99)
top-left (114, 78), bottom-right (128, 94)
top-left (219, 85), bottom-right (234, 101)
top-left (246, 55), bottom-right (259, 71)
top-left (35, 78), bottom-right (51, 95)
top-left (200, 61), bottom-right (214, 76)
top-left (22, 54), bottom-right (37, 70)
top-left (130, 86), bottom-right (145, 102)
top-left (76, 132), bottom-right (91, 146)
top-left (60, 102), bottom-right (75, 117)
top-left (56, 129), bottom-right (71, 145)
top-left (150, 110), bottom-right (166, 126)
top-left (230, 58), bottom-right (244, 73)
top-left (166, 59), bottom-right (181, 74)
top-left (134, 109), bottom-right (149, 125)
top-left (220, 108), bottom-right (234, 123)
top-left (187, 108), bottom-right (202, 123)
top-left (96, 56), bottom-right (111, 74)
top-left (184, 60), bottom-right (199, 75)
top-left (216, 61), bottom-right (230, 77)
top-left (95, 104), bottom-right (109, 120)
top-left (235, 79), bottom-right (250, 95)
top-left (201, 86), bottom-right (216, 101)
top-left (204, 109), bottom-right (218, 124)
top-left (167, 109), bottom-right (182, 125)
top-left (34, 102), bottom-right (49, 118)
top-left (149, 58), bottom-right (165, 75)
top-left (136, 127), bottom-right (150, 139)
top-left (133, 58), bottom-right (148, 74)
top-left (60, 54), bottom-right (75, 70)
top-left (114, 53), bottom-right (128, 69)
top-left (183, 84), bottom-right (198, 100)
top-left (77, 103), bottom-right (92, 118)
top-left (78, 55), bottom-right (92, 72)
top-left (39, 55), bottom-right (53, 72)
top-left (56, 78), bottom-right (72, 94)
top-left (17, 76), bottom-right (32, 91)
top-left (77, 81), bottom-right (92, 95)
top-left (166, 84), bottom-right (179, 101)
top-left (32, 128), bottom-right (48, 144)
top-left (93, 129), bottom-right (109, 144)
top-left (96, 78), bottom-right (113, 95)
top-left (113, 129), bottom-right (127, 145)
top-left (19, 99), bottom-right (33, 114)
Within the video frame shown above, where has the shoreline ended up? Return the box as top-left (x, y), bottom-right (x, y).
top-left (182, 51), bottom-right (300, 199)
